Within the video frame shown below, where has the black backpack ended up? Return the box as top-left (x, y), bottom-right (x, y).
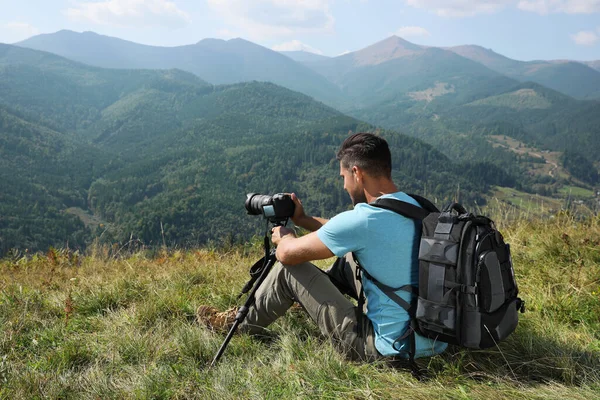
top-left (357, 195), bottom-right (525, 359)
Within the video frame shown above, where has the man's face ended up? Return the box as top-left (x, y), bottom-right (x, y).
top-left (340, 163), bottom-right (367, 206)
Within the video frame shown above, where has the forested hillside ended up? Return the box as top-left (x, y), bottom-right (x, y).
top-left (452, 82), bottom-right (600, 160)
top-left (0, 106), bottom-right (94, 251)
top-left (0, 44), bottom-right (514, 254)
top-left (15, 32), bottom-right (600, 183)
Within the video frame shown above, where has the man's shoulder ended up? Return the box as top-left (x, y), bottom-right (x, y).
top-left (318, 208), bottom-right (369, 237)
top-left (329, 208), bottom-right (367, 225)
top-left (373, 192), bottom-right (421, 208)
top-left (316, 208), bottom-right (368, 256)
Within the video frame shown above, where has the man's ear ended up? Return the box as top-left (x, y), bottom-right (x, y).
top-left (352, 166), bottom-right (365, 182)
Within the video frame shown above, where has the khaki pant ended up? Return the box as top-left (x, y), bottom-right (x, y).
top-left (240, 254), bottom-right (381, 361)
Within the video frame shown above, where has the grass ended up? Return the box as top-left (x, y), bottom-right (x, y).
top-left (1, 213), bottom-right (600, 399)
top-left (558, 186), bottom-right (596, 199)
top-left (489, 187), bottom-right (597, 220)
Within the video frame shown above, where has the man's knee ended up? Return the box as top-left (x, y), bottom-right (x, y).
top-left (276, 261), bottom-right (320, 282)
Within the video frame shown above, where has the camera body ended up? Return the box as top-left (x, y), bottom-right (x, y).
top-left (245, 193), bottom-right (295, 224)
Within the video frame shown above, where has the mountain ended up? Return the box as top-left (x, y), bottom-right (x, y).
top-left (344, 36), bottom-right (426, 66)
top-left (449, 45), bottom-right (600, 100)
top-left (300, 36), bottom-right (426, 83)
top-left (304, 37), bottom-right (518, 120)
top-left (1, 44), bottom-right (508, 254)
top-left (17, 30), bottom-right (344, 106)
top-left (19, 31), bottom-right (600, 106)
top-left (585, 60), bottom-right (600, 72)
top-left (303, 39), bottom-right (600, 179)
top-left (18, 31), bottom-right (600, 118)
top-left (279, 51), bottom-right (330, 63)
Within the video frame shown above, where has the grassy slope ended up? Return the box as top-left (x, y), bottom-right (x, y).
top-left (1, 214), bottom-right (599, 399)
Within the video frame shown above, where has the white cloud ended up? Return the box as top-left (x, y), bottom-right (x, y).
top-left (0, 22), bottom-right (39, 43)
top-left (65, 0), bottom-right (191, 28)
top-left (207, 0), bottom-right (335, 39)
top-left (571, 30), bottom-right (599, 46)
top-left (394, 26), bottom-right (431, 38)
top-left (518, 0), bottom-right (600, 14)
top-left (517, 0), bottom-right (551, 13)
top-left (404, 0), bottom-right (513, 17)
top-left (405, 0), bottom-right (600, 17)
top-left (272, 39), bottom-right (323, 54)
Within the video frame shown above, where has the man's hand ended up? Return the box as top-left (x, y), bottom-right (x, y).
top-left (271, 226), bottom-right (296, 246)
top-left (289, 193), bottom-right (329, 232)
top-left (290, 193), bottom-right (306, 226)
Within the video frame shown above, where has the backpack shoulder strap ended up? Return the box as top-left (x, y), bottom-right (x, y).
top-left (370, 196), bottom-right (433, 221)
top-left (407, 193), bottom-right (440, 213)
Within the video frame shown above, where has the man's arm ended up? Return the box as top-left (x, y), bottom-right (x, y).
top-left (271, 227), bottom-right (334, 265)
top-left (290, 193), bottom-right (329, 232)
top-left (293, 215), bottom-right (329, 232)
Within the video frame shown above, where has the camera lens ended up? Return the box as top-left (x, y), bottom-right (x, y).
top-left (245, 193), bottom-right (272, 215)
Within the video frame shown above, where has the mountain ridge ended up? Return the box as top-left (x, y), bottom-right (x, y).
top-left (343, 35), bottom-right (426, 67)
top-left (448, 44), bottom-right (600, 100)
top-left (279, 50), bottom-right (331, 63)
top-left (17, 30), bottom-right (600, 105)
top-left (17, 30), bottom-right (345, 107)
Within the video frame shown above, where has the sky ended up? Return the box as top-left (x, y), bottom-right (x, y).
top-left (1, 0), bottom-right (600, 62)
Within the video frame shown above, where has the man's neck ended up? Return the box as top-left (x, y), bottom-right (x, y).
top-left (364, 179), bottom-right (399, 204)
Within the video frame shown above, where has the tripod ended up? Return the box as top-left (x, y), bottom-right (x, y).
top-left (210, 226), bottom-right (281, 367)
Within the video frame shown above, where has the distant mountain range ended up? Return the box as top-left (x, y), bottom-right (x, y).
top-left (17, 31), bottom-right (600, 105)
top-left (12, 31), bottom-right (600, 159)
top-left (2, 43), bottom-right (511, 253)
top-left (17, 30), bottom-right (344, 106)
top-left (448, 45), bottom-right (600, 100)
top-left (284, 37), bottom-right (600, 101)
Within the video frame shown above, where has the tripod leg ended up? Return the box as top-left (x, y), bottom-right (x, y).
top-left (210, 251), bottom-right (278, 367)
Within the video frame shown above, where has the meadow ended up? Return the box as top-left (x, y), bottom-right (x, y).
top-left (1, 210), bottom-right (599, 399)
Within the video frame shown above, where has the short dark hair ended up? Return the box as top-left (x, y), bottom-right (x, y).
top-left (336, 132), bottom-right (392, 178)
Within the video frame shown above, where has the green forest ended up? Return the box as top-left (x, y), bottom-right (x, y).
top-left (0, 44), bottom-right (598, 255)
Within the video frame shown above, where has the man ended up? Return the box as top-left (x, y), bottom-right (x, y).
top-left (198, 132), bottom-right (447, 361)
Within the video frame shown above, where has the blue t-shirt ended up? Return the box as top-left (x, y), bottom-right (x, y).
top-left (317, 192), bottom-right (447, 357)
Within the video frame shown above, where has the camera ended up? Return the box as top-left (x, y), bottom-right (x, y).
top-left (245, 193), bottom-right (295, 223)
